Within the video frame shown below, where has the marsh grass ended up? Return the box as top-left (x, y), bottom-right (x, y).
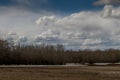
top-left (0, 66), bottom-right (120, 80)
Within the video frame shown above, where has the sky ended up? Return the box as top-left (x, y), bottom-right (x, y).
top-left (0, 0), bottom-right (97, 12)
top-left (0, 0), bottom-right (120, 50)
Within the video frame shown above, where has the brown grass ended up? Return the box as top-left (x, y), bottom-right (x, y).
top-left (0, 66), bottom-right (120, 80)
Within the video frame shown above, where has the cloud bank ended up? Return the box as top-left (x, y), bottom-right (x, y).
top-left (0, 1), bottom-right (120, 50)
top-left (35, 5), bottom-right (120, 50)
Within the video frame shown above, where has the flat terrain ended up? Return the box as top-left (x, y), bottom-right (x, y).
top-left (0, 66), bottom-right (120, 80)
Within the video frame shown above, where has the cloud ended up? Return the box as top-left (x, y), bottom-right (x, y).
top-left (35, 5), bottom-right (120, 49)
top-left (94, 0), bottom-right (120, 5)
top-left (8, 32), bottom-right (17, 36)
top-left (33, 29), bottom-right (63, 45)
top-left (15, 36), bottom-right (28, 45)
top-left (0, 1), bottom-right (120, 50)
top-left (0, 0), bottom-right (49, 12)
top-left (36, 16), bottom-right (57, 25)
top-left (0, 0), bottom-right (48, 6)
top-left (11, 0), bottom-right (48, 6)
top-left (101, 5), bottom-right (120, 18)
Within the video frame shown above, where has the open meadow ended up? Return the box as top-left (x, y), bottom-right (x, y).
top-left (0, 66), bottom-right (120, 80)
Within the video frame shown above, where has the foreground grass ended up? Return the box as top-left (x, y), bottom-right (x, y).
top-left (0, 66), bottom-right (120, 80)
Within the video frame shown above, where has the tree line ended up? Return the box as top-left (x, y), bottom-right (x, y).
top-left (0, 39), bottom-right (120, 65)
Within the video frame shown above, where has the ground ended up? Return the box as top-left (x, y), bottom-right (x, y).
top-left (0, 66), bottom-right (120, 80)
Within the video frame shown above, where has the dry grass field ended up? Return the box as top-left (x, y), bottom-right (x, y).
top-left (0, 66), bottom-right (120, 80)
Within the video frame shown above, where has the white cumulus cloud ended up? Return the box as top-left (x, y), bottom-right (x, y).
top-left (102, 5), bottom-right (120, 18)
top-left (35, 5), bottom-right (120, 49)
top-left (36, 16), bottom-right (57, 26)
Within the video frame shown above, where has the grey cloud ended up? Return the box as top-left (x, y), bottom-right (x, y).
top-left (33, 30), bottom-right (62, 44)
top-left (11, 0), bottom-right (48, 6)
top-left (6, 37), bottom-right (14, 42)
top-left (94, 0), bottom-right (120, 5)
top-left (19, 36), bottom-right (28, 42)
top-left (16, 36), bottom-right (28, 44)
top-left (8, 32), bottom-right (17, 36)
top-left (3, 31), bottom-right (18, 42)
top-left (82, 25), bottom-right (103, 32)
top-left (0, 0), bottom-right (49, 12)
top-left (102, 5), bottom-right (120, 18)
